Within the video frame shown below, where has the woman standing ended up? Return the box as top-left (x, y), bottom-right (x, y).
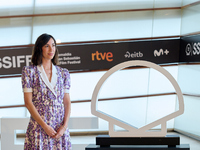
top-left (22, 33), bottom-right (72, 149)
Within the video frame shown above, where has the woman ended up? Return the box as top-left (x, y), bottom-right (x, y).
top-left (22, 33), bottom-right (72, 149)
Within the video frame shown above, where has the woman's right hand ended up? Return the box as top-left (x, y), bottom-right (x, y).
top-left (43, 124), bottom-right (57, 137)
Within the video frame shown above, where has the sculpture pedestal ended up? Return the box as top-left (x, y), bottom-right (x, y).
top-left (86, 144), bottom-right (190, 150)
top-left (85, 135), bottom-right (190, 150)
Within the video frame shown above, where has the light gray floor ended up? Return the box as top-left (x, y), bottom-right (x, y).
top-left (169, 132), bottom-right (200, 150)
top-left (1, 132), bottom-right (200, 150)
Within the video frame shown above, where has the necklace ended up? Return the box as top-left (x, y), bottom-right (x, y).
top-left (44, 68), bottom-right (52, 74)
top-left (44, 68), bottom-right (51, 70)
top-left (46, 70), bottom-right (52, 74)
top-left (45, 70), bottom-right (52, 82)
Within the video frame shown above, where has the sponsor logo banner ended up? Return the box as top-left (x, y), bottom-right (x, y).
top-left (58, 39), bottom-right (179, 71)
top-left (0, 39), bottom-right (180, 76)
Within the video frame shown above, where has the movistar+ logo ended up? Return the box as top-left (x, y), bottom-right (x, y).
top-left (154, 49), bottom-right (169, 57)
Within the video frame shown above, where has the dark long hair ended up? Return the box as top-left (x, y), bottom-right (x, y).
top-left (31, 33), bottom-right (59, 66)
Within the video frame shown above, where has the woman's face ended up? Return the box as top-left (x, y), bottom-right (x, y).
top-left (42, 38), bottom-right (56, 61)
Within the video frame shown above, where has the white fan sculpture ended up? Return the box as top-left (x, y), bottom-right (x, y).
top-left (91, 60), bottom-right (184, 137)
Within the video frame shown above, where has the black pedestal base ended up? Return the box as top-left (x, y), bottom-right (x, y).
top-left (86, 144), bottom-right (190, 150)
top-left (96, 135), bottom-right (180, 147)
top-left (85, 135), bottom-right (190, 150)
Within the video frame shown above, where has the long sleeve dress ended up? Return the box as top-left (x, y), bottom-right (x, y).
top-left (22, 64), bottom-right (72, 150)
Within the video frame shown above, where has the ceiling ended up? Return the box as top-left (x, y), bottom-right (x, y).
top-left (0, 0), bottom-right (197, 17)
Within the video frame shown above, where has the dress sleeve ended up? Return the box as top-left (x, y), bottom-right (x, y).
top-left (21, 66), bottom-right (33, 93)
top-left (62, 68), bottom-right (71, 93)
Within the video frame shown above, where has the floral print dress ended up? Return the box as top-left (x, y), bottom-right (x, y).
top-left (22, 64), bottom-right (72, 150)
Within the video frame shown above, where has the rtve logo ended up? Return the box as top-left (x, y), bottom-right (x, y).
top-left (91, 51), bottom-right (113, 62)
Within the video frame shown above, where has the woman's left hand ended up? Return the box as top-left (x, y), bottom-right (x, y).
top-left (52, 125), bottom-right (66, 139)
